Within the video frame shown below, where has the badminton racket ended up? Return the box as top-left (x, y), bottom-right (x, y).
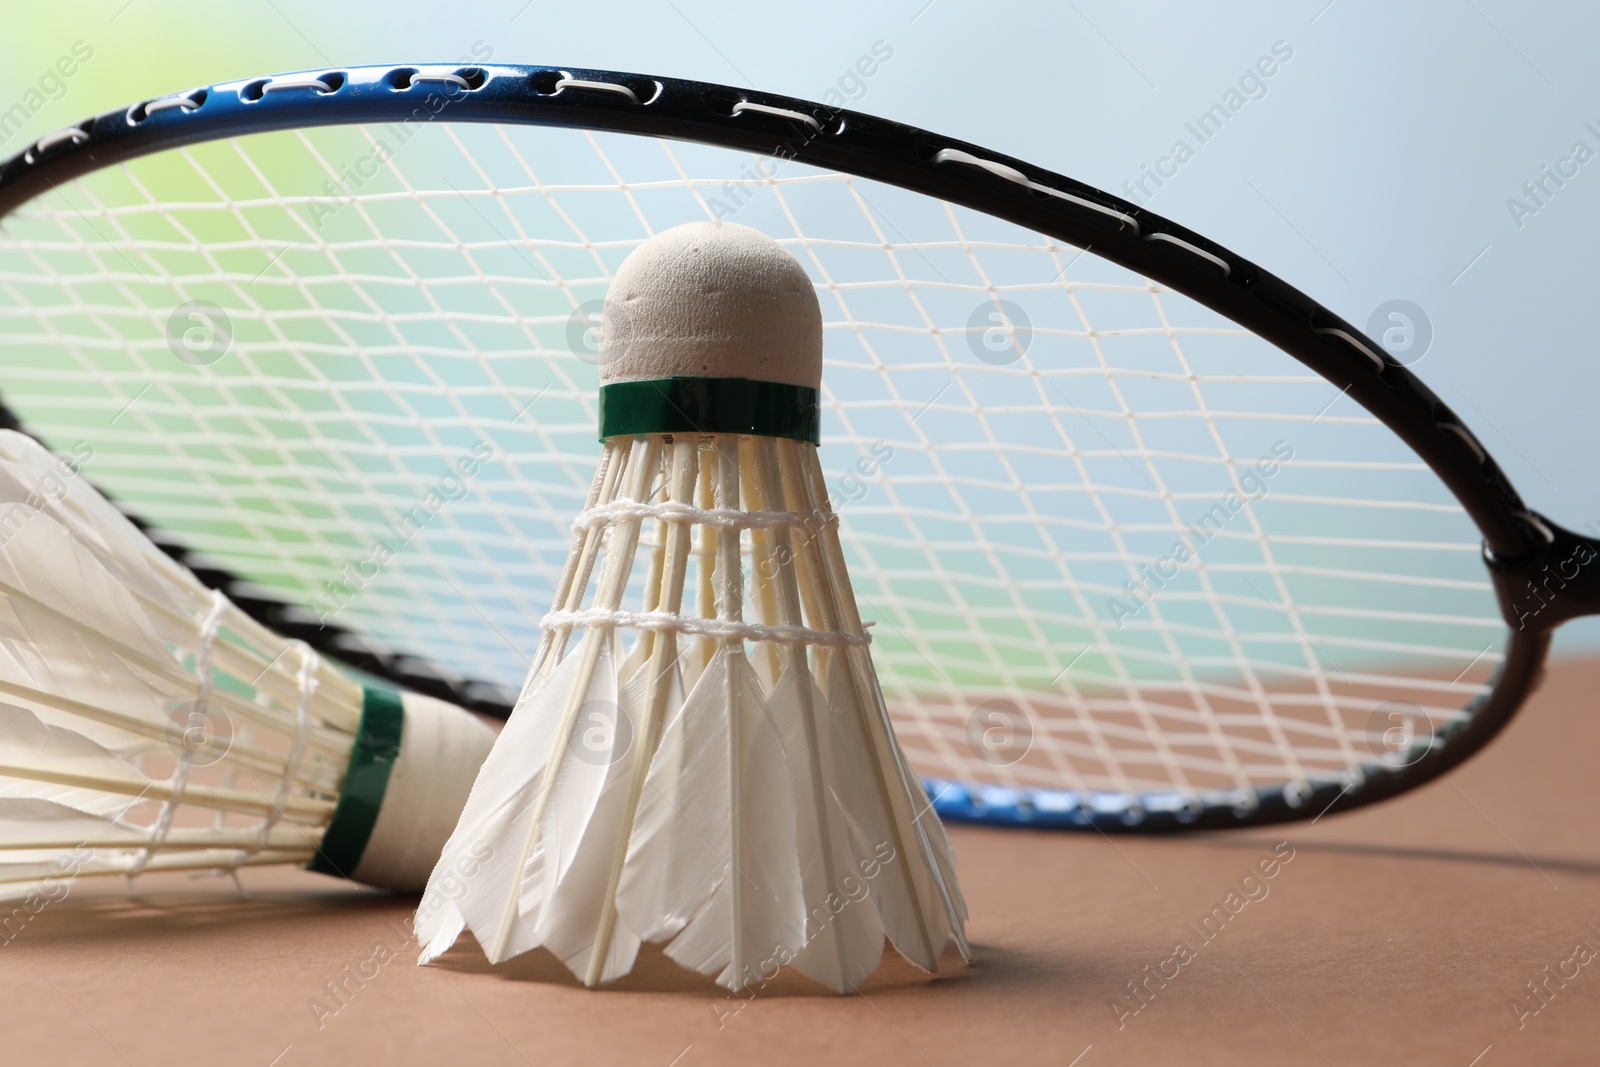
top-left (0, 62), bottom-right (1577, 832)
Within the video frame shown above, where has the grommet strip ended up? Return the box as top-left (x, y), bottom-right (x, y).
top-left (732, 101), bottom-right (821, 132)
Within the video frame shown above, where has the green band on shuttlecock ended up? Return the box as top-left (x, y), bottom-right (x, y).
top-left (307, 686), bottom-right (405, 878)
top-left (598, 377), bottom-right (820, 444)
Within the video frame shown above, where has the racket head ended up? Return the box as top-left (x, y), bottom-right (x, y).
top-left (0, 63), bottom-right (1554, 830)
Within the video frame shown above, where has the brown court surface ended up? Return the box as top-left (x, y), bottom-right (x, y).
top-left (5, 656), bottom-right (1600, 1067)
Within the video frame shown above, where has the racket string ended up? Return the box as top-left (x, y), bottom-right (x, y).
top-left (0, 120), bottom-right (1507, 809)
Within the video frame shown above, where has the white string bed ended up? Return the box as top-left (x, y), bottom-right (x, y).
top-left (0, 121), bottom-right (1507, 806)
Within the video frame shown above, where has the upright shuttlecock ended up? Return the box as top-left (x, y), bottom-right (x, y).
top-left (0, 429), bottom-right (494, 898)
top-left (417, 221), bottom-right (968, 992)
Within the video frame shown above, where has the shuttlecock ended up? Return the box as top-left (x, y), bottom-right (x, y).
top-left (0, 429), bottom-right (494, 898)
top-left (416, 221), bottom-right (968, 993)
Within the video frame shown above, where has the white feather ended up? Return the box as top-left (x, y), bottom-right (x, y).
top-left (0, 864), bottom-right (79, 902)
top-left (0, 432), bottom-right (190, 634)
top-left (0, 703), bottom-right (151, 799)
top-left (819, 650), bottom-right (958, 972)
top-left (0, 796), bottom-right (140, 846)
top-left (0, 511), bottom-right (178, 711)
top-left (617, 647), bottom-right (806, 991)
top-left (769, 664), bottom-right (886, 992)
top-left (415, 644), bottom-right (588, 965)
top-left (536, 635), bottom-right (623, 897)
top-left (536, 653), bottom-right (677, 985)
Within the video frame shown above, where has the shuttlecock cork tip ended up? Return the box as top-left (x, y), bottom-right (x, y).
top-left (600, 221), bottom-right (822, 390)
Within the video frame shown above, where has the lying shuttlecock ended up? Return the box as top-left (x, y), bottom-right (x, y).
top-left (417, 221), bottom-right (968, 992)
top-left (0, 429), bottom-right (494, 898)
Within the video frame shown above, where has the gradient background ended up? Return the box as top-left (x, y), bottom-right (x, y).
top-left (2, 0), bottom-right (1596, 652)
